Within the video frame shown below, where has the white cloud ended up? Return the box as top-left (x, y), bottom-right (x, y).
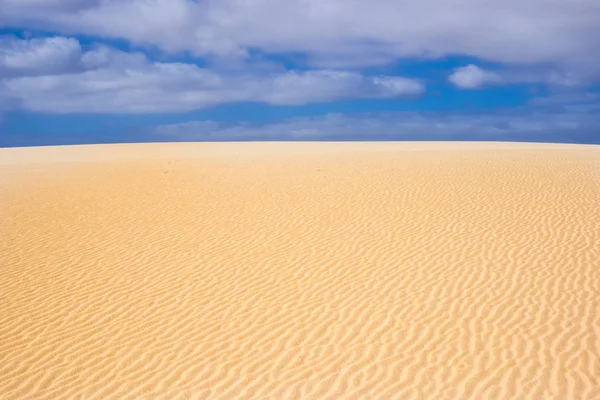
top-left (0, 35), bottom-right (149, 78)
top-left (1, 0), bottom-right (599, 74)
top-left (447, 64), bottom-right (598, 89)
top-left (262, 71), bottom-right (423, 105)
top-left (0, 36), bottom-right (424, 113)
top-left (448, 65), bottom-right (502, 89)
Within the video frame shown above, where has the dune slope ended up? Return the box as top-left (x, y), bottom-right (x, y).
top-left (1, 143), bottom-right (599, 399)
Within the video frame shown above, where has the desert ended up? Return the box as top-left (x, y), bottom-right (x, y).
top-left (1, 142), bottom-right (599, 399)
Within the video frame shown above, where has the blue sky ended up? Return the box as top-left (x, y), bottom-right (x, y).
top-left (0, 0), bottom-right (599, 147)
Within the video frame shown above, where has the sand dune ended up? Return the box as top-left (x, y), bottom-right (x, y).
top-left (1, 142), bottom-right (599, 399)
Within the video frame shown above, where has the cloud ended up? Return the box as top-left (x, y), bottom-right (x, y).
top-left (0, 36), bottom-right (423, 113)
top-left (151, 106), bottom-right (600, 144)
top-left (447, 63), bottom-right (600, 89)
top-left (1, 0), bottom-right (599, 73)
top-left (448, 65), bottom-right (502, 89)
top-left (0, 35), bottom-right (82, 77)
top-left (263, 71), bottom-right (423, 105)
top-left (0, 35), bottom-right (148, 77)
top-left (529, 91), bottom-right (600, 107)
top-left (3, 104), bottom-right (598, 147)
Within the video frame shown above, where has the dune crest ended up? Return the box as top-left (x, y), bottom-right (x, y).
top-left (1, 143), bottom-right (599, 399)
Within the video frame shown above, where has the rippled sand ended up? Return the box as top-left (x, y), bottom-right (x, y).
top-left (1, 142), bottom-right (599, 399)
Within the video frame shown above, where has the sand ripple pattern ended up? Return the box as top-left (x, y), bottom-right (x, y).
top-left (1, 145), bottom-right (600, 399)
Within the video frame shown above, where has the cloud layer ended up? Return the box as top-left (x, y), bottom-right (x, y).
top-left (2, 0), bottom-right (599, 71)
top-left (152, 104), bottom-right (600, 144)
top-left (0, 35), bottom-right (423, 113)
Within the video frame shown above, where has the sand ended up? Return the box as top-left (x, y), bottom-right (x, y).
top-left (1, 142), bottom-right (599, 400)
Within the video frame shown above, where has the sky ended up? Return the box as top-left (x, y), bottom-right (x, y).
top-left (0, 0), bottom-right (599, 147)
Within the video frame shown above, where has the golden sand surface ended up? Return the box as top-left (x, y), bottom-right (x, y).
top-left (1, 142), bottom-right (599, 399)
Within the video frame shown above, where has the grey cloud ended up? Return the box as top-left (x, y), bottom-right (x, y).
top-left (151, 107), bottom-right (600, 144)
top-left (529, 92), bottom-right (600, 107)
